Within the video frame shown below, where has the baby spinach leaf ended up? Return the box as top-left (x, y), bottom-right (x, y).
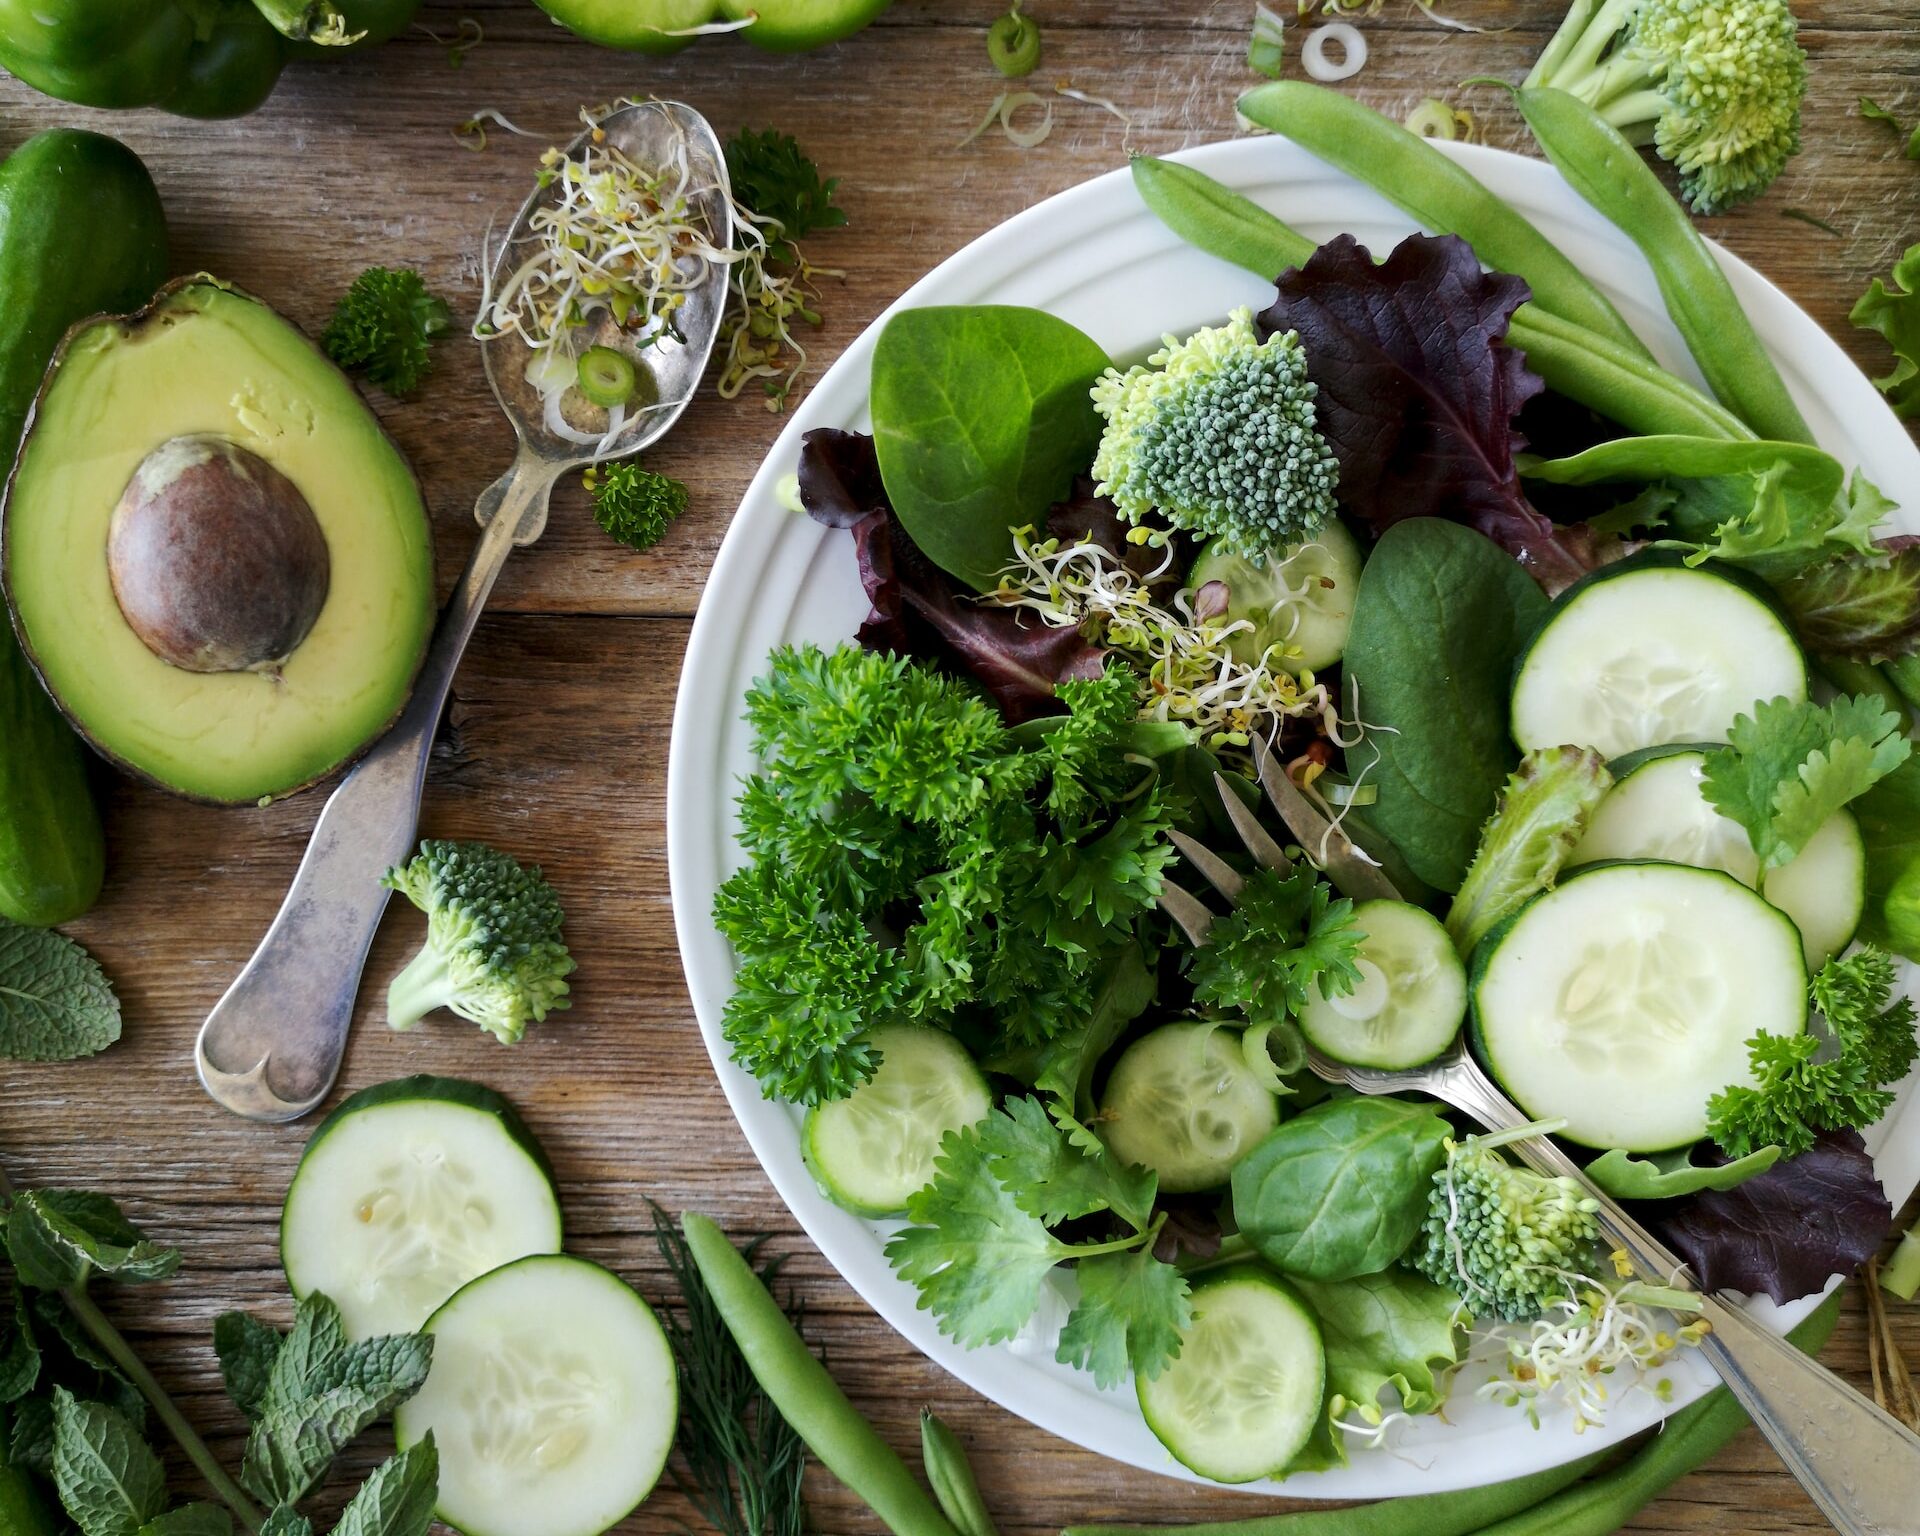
top-left (871, 306), bottom-right (1110, 591)
top-left (7, 1193), bottom-right (179, 1292)
top-left (1293, 1268), bottom-right (1462, 1421)
top-left (1587, 1143), bottom-right (1781, 1200)
top-left (1230, 1098), bottom-right (1452, 1281)
top-left (51, 1390), bottom-right (165, 1536)
top-left (0, 922), bottom-right (121, 1063)
top-left (330, 1438), bottom-right (437, 1536)
top-left (1054, 1247), bottom-right (1190, 1389)
top-left (1342, 520), bottom-right (1550, 893)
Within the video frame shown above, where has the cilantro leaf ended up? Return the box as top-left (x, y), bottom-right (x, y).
top-left (1702, 694), bottom-right (1911, 868)
top-left (1189, 866), bottom-right (1363, 1022)
top-left (331, 1437), bottom-right (438, 1536)
top-left (984, 1097), bottom-right (1157, 1232)
top-left (884, 1122), bottom-right (1068, 1348)
top-left (6, 1192), bottom-right (180, 1291)
top-left (1055, 1247), bottom-right (1191, 1388)
top-left (213, 1312), bottom-right (283, 1423)
top-left (51, 1389), bottom-right (166, 1536)
top-left (0, 921), bottom-right (121, 1062)
top-left (1709, 945), bottom-right (1918, 1157)
top-left (239, 1294), bottom-right (433, 1509)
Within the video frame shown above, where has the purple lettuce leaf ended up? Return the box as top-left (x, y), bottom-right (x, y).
top-left (1651, 1130), bottom-right (1892, 1303)
top-left (1778, 536), bottom-right (1920, 664)
top-left (798, 430), bottom-right (1107, 722)
top-left (1257, 233), bottom-right (1626, 595)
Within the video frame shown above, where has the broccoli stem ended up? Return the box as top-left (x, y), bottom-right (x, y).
top-left (1882, 1225), bottom-right (1920, 1302)
top-left (1526, 0), bottom-right (1653, 122)
top-left (386, 943), bottom-right (456, 1032)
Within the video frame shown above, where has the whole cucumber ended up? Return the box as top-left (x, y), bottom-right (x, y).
top-left (0, 130), bottom-right (167, 924)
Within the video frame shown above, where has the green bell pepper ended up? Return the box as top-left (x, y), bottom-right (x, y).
top-left (534, 0), bottom-right (891, 53)
top-left (0, 0), bottom-right (419, 118)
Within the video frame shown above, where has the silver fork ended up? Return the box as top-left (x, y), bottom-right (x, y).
top-left (1160, 738), bottom-right (1920, 1536)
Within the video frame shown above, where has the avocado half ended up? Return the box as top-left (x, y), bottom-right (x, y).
top-left (1, 276), bottom-right (435, 805)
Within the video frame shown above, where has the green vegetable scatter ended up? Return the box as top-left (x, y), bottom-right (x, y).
top-left (1411, 1125), bottom-right (1602, 1321)
top-left (0, 919), bottom-right (120, 1062)
top-left (381, 840), bottom-right (574, 1043)
top-left (321, 267), bottom-right (450, 396)
top-left (1709, 945), bottom-right (1919, 1158)
top-left (714, 647), bottom-right (1176, 1104)
top-left (585, 461), bottom-right (690, 551)
top-left (1091, 307), bottom-right (1339, 562)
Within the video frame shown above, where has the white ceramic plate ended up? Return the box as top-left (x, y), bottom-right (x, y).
top-left (667, 135), bottom-right (1920, 1495)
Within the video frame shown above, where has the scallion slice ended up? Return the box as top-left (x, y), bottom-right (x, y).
top-left (577, 345), bottom-right (638, 408)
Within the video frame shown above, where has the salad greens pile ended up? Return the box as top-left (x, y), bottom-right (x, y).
top-left (711, 81), bottom-right (1920, 1486)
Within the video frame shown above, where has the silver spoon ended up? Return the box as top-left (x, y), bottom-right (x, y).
top-left (195, 99), bottom-right (734, 1121)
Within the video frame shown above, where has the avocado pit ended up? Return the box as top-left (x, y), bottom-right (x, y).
top-left (107, 434), bottom-right (331, 674)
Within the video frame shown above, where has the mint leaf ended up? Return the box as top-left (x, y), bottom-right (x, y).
top-left (240, 1294), bottom-right (433, 1509)
top-left (259, 1509), bottom-right (313, 1536)
top-left (51, 1389), bottom-right (167, 1536)
top-left (1055, 1247), bottom-right (1190, 1388)
top-left (0, 922), bottom-right (121, 1062)
top-left (984, 1097), bottom-right (1157, 1232)
top-left (332, 1437), bottom-right (438, 1536)
top-left (7, 1192), bottom-right (180, 1291)
top-left (138, 1506), bottom-right (233, 1536)
top-left (1293, 1269), bottom-right (1462, 1421)
top-left (0, 1277), bottom-right (40, 1404)
top-left (213, 1313), bottom-right (282, 1423)
top-left (885, 1123), bottom-right (1068, 1348)
top-left (1702, 695), bottom-right (1911, 868)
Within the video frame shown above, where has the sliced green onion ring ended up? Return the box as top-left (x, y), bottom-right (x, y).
top-left (1248, 2), bottom-right (1286, 78)
top-left (987, 5), bottom-right (1041, 77)
top-left (577, 345), bottom-right (638, 407)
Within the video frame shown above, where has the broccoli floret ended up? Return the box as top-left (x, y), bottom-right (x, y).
top-left (381, 840), bottom-right (574, 1043)
top-left (1526, 0), bottom-right (1806, 214)
top-left (585, 461), bottom-right (690, 551)
top-left (322, 267), bottom-right (451, 396)
top-left (1410, 1123), bottom-right (1602, 1321)
top-left (1090, 307), bottom-right (1339, 564)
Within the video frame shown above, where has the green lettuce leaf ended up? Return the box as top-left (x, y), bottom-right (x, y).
top-left (1851, 242), bottom-right (1920, 420)
top-left (1293, 1268), bottom-right (1463, 1421)
top-left (1586, 1144), bottom-right (1781, 1200)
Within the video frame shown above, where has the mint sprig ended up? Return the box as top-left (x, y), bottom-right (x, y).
top-left (0, 921), bottom-right (120, 1062)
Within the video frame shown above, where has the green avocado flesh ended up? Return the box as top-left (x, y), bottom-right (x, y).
top-left (4, 281), bottom-right (434, 804)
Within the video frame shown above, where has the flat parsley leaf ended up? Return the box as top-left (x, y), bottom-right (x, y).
top-left (7, 1192), bottom-right (180, 1292)
top-left (885, 1122), bottom-right (1067, 1348)
top-left (1702, 694), bottom-right (1911, 869)
top-left (985, 1097), bottom-right (1157, 1231)
top-left (51, 1389), bottom-right (166, 1536)
top-left (1189, 866), bottom-right (1362, 1022)
top-left (0, 921), bottom-right (121, 1062)
top-left (1055, 1247), bottom-right (1190, 1388)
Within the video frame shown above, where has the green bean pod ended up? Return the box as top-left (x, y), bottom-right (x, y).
top-left (1514, 86), bottom-right (1813, 446)
top-left (1130, 154), bottom-right (1746, 443)
top-left (680, 1213), bottom-right (960, 1536)
top-left (920, 1411), bottom-right (1001, 1536)
top-left (1235, 81), bottom-right (1653, 362)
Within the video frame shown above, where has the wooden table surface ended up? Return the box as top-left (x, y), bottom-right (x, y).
top-left (3, 2), bottom-right (1918, 1532)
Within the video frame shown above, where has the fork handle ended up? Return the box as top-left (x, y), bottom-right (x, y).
top-left (194, 455), bottom-right (558, 1121)
top-left (1427, 1056), bottom-right (1920, 1536)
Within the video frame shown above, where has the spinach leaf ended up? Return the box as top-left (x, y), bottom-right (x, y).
top-left (1586, 1143), bottom-right (1780, 1200)
top-left (1292, 1268), bottom-right (1462, 1421)
top-left (1854, 753), bottom-right (1920, 962)
top-left (871, 306), bottom-right (1109, 591)
top-left (1230, 1097), bottom-right (1451, 1281)
top-left (1342, 520), bottom-right (1549, 892)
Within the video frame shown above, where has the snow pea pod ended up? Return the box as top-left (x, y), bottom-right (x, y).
top-left (1236, 81), bottom-right (1652, 362)
top-left (921, 1411), bottom-right (1001, 1536)
top-left (1515, 85), bottom-right (1813, 446)
top-left (1129, 156), bottom-right (1746, 444)
top-left (680, 1213), bottom-right (961, 1536)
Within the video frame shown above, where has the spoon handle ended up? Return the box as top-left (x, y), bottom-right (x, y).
top-left (1427, 1055), bottom-right (1920, 1536)
top-left (195, 455), bottom-right (559, 1121)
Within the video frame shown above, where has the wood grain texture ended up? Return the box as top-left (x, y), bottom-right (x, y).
top-left (2, 1), bottom-right (1919, 1532)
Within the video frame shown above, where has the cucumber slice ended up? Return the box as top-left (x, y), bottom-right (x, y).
top-left (1187, 520), bottom-right (1363, 675)
top-left (1571, 747), bottom-right (1865, 967)
top-left (281, 1076), bottom-right (562, 1340)
top-left (1098, 1022), bottom-right (1280, 1194)
top-left (1136, 1268), bottom-right (1324, 1484)
top-left (1511, 562), bottom-right (1806, 760)
top-left (1471, 862), bottom-right (1808, 1152)
top-left (1299, 899), bottom-right (1465, 1069)
top-left (802, 1026), bottom-right (991, 1217)
top-left (394, 1255), bottom-right (674, 1536)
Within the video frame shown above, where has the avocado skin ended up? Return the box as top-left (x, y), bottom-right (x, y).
top-left (0, 130), bottom-right (165, 923)
top-left (3, 275), bottom-right (435, 805)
